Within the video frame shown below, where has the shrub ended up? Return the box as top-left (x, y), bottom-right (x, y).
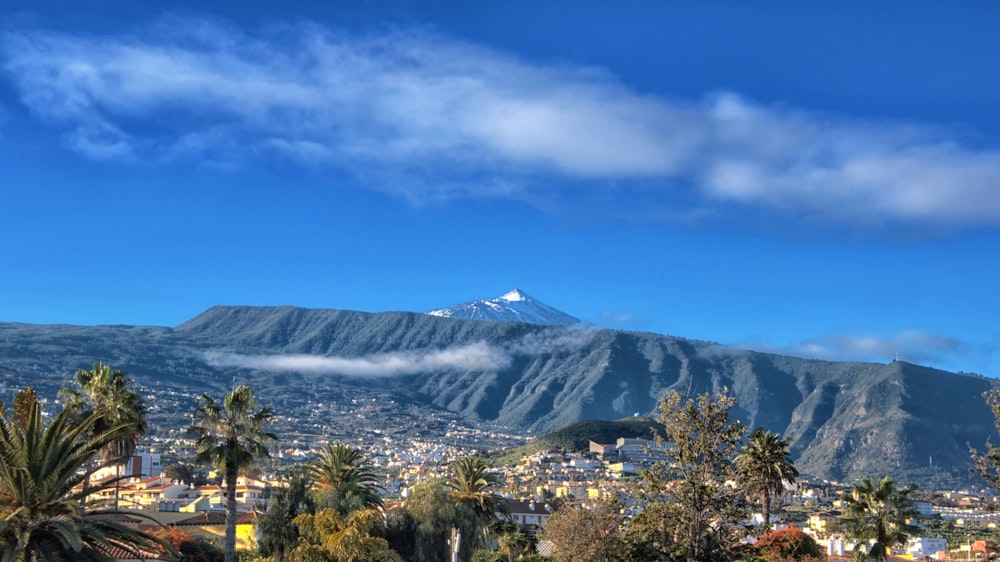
top-left (754, 525), bottom-right (825, 562)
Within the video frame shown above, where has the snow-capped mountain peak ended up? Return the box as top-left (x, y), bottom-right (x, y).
top-left (499, 289), bottom-right (528, 302)
top-left (427, 289), bottom-right (581, 326)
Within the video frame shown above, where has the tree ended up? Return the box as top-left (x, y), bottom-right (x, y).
top-left (403, 479), bottom-right (478, 562)
top-left (971, 388), bottom-right (1000, 492)
top-left (163, 462), bottom-right (200, 487)
top-left (308, 442), bottom-right (384, 515)
top-left (0, 394), bottom-right (170, 561)
top-left (151, 526), bottom-right (224, 562)
top-left (290, 508), bottom-right (402, 562)
top-left (258, 472), bottom-right (315, 562)
top-left (638, 389), bottom-right (748, 562)
top-left (446, 457), bottom-right (508, 520)
top-left (753, 526), bottom-right (825, 562)
top-left (446, 457), bottom-right (510, 556)
top-left (188, 385), bottom-right (276, 562)
top-left (490, 520), bottom-right (534, 562)
top-left (735, 427), bottom-right (799, 532)
top-left (61, 363), bottom-right (148, 511)
top-left (542, 497), bottom-right (629, 562)
top-left (840, 476), bottom-right (919, 560)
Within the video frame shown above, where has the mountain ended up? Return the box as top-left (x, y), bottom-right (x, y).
top-left (426, 289), bottom-right (581, 325)
top-left (0, 305), bottom-right (997, 489)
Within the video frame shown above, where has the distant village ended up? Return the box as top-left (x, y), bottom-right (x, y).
top-left (94, 431), bottom-right (1000, 561)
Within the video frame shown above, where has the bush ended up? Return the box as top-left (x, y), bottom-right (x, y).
top-left (754, 526), bottom-right (825, 562)
top-left (151, 527), bottom-right (224, 562)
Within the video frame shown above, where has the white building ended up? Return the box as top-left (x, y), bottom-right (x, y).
top-left (907, 537), bottom-right (947, 559)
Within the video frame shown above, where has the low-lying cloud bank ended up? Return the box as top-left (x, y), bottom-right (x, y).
top-left (204, 341), bottom-right (509, 377)
top-left (729, 329), bottom-right (978, 371)
top-left (203, 327), bottom-right (598, 377)
top-left (2, 17), bottom-right (999, 226)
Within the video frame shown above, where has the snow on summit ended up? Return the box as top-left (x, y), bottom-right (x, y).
top-left (427, 289), bottom-right (581, 325)
top-left (499, 289), bottom-right (528, 302)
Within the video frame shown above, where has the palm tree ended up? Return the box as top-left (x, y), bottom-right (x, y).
top-left (308, 442), bottom-right (384, 514)
top-left (841, 476), bottom-right (919, 560)
top-left (446, 456), bottom-right (509, 557)
top-left (61, 363), bottom-right (148, 511)
top-left (491, 520), bottom-right (533, 562)
top-left (735, 427), bottom-right (799, 531)
top-left (188, 385), bottom-right (276, 562)
top-left (0, 395), bottom-right (168, 561)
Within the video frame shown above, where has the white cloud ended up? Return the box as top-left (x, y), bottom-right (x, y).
top-left (736, 329), bottom-right (965, 366)
top-left (204, 341), bottom-right (510, 377)
top-left (3, 19), bottom-right (1000, 226)
top-left (201, 326), bottom-right (599, 376)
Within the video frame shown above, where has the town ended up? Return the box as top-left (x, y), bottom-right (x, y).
top-left (7, 366), bottom-right (1000, 562)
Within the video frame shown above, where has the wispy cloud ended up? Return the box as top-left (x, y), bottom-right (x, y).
top-left (204, 341), bottom-right (510, 377)
top-left (598, 311), bottom-right (648, 329)
top-left (3, 18), bottom-right (1000, 226)
top-left (202, 326), bottom-right (598, 377)
top-left (735, 329), bottom-right (969, 368)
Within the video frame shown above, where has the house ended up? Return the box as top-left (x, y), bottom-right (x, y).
top-left (589, 441), bottom-right (617, 460)
top-left (161, 511), bottom-right (259, 551)
top-left (105, 545), bottom-right (177, 562)
top-left (906, 537), bottom-right (947, 559)
top-left (500, 499), bottom-right (552, 530)
top-left (809, 511), bottom-right (841, 535)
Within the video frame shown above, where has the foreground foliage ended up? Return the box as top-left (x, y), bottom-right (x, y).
top-left (638, 389), bottom-right (749, 562)
top-left (0, 394), bottom-right (168, 561)
top-left (971, 388), bottom-right (1000, 492)
top-left (543, 497), bottom-right (629, 562)
top-left (61, 363), bottom-right (148, 512)
top-left (290, 508), bottom-right (402, 562)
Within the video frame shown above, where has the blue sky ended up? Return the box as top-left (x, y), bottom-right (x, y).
top-left (1, 1), bottom-right (998, 376)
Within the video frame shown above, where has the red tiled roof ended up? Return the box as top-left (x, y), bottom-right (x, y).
top-left (101, 544), bottom-right (178, 561)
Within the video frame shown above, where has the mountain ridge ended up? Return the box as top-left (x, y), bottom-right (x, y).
top-left (0, 304), bottom-right (996, 488)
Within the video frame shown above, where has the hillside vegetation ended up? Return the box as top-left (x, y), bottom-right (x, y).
top-left (491, 417), bottom-right (666, 466)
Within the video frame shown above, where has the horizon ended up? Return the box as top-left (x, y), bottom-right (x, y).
top-left (1, 1), bottom-right (998, 377)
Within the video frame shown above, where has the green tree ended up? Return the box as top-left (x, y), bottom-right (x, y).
top-left (447, 457), bottom-right (508, 520)
top-left (0, 394), bottom-right (170, 561)
top-left (638, 389), bottom-right (748, 562)
top-left (971, 388), bottom-right (1000, 493)
top-left (404, 479), bottom-right (478, 562)
top-left (259, 472), bottom-right (315, 562)
top-left (309, 442), bottom-right (383, 515)
top-left (61, 364), bottom-right (148, 512)
top-left (735, 427), bottom-right (799, 532)
top-left (840, 476), bottom-right (919, 560)
top-left (163, 462), bottom-right (200, 486)
top-left (490, 520), bottom-right (534, 562)
top-left (447, 457), bottom-right (510, 557)
top-left (189, 385), bottom-right (277, 562)
top-left (290, 508), bottom-right (402, 562)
